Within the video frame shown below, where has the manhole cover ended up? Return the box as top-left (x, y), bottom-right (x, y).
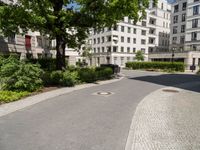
top-left (97, 92), bottom-right (112, 95)
top-left (92, 91), bottom-right (114, 96)
top-left (162, 89), bottom-right (179, 93)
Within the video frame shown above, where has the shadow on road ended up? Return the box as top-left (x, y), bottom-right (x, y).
top-left (129, 74), bottom-right (200, 93)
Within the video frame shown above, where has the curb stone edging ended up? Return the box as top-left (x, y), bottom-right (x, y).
top-left (0, 77), bottom-right (124, 118)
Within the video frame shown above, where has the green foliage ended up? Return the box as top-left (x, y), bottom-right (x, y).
top-left (0, 0), bottom-right (157, 70)
top-left (26, 58), bottom-right (57, 71)
top-left (62, 71), bottom-right (80, 87)
top-left (96, 67), bottom-right (113, 80)
top-left (0, 91), bottom-right (30, 104)
top-left (0, 56), bottom-right (44, 92)
top-left (126, 62), bottom-right (185, 72)
top-left (78, 68), bottom-right (97, 83)
top-left (50, 71), bottom-right (63, 85)
top-left (135, 51), bottom-right (144, 61)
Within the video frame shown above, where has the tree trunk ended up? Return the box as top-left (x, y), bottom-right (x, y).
top-left (56, 37), bottom-right (66, 70)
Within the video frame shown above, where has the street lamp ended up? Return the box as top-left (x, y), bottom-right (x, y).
top-left (172, 48), bottom-right (175, 63)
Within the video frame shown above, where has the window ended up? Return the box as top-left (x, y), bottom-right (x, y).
top-left (191, 32), bottom-right (197, 41)
top-left (172, 37), bottom-right (177, 44)
top-left (192, 19), bottom-right (198, 28)
top-left (94, 39), bottom-right (96, 44)
top-left (102, 47), bottom-right (105, 53)
top-left (141, 30), bottom-right (146, 35)
top-left (8, 34), bottom-right (15, 43)
top-left (180, 36), bottom-right (185, 44)
top-left (142, 21), bottom-right (146, 26)
top-left (114, 57), bottom-right (117, 64)
top-left (121, 26), bottom-right (125, 32)
top-left (182, 2), bottom-right (187, 11)
top-left (121, 57), bottom-right (124, 66)
top-left (193, 5), bottom-right (199, 15)
top-left (174, 5), bottom-right (179, 13)
top-left (141, 39), bottom-right (146, 45)
top-left (181, 25), bottom-right (185, 33)
top-left (127, 37), bottom-right (131, 43)
top-left (133, 38), bottom-right (136, 44)
top-left (182, 14), bottom-right (186, 22)
top-left (133, 48), bottom-right (136, 53)
top-left (107, 36), bottom-right (111, 42)
top-left (173, 26), bottom-right (178, 34)
top-left (128, 27), bottom-right (131, 33)
top-left (127, 47), bottom-right (130, 53)
top-left (161, 3), bottom-right (164, 9)
top-left (121, 36), bottom-right (124, 42)
top-left (113, 25), bottom-right (118, 31)
top-left (25, 35), bottom-right (31, 49)
top-left (113, 46), bottom-right (117, 52)
top-left (97, 47), bottom-right (100, 53)
top-left (133, 28), bottom-right (137, 34)
top-left (173, 15), bottom-right (178, 23)
top-left (97, 38), bottom-right (100, 44)
top-left (93, 48), bottom-right (96, 53)
top-left (102, 37), bottom-right (104, 43)
top-left (121, 47), bottom-right (124, 53)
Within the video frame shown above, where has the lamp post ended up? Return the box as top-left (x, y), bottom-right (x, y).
top-left (172, 48), bottom-right (175, 63)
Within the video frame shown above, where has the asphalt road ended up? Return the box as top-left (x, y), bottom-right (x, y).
top-left (0, 70), bottom-right (199, 150)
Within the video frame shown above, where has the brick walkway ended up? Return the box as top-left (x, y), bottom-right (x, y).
top-left (127, 86), bottom-right (200, 150)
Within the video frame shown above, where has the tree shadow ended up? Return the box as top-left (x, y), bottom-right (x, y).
top-left (129, 73), bottom-right (200, 93)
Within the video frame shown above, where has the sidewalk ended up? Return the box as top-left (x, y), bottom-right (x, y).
top-left (0, 76), bottom-right (123, 118)
top-left (126, 82), bottom-right (200, 150)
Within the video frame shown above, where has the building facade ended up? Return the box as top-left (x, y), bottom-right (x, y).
top-left (90, 0), bottom-right (171, 67)
top-left (149, 0), bottom-right (200, 70)
top-left (0, 0), bottom-right (51, 59)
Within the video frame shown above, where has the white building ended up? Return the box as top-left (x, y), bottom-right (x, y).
top-left (90, 0), bottom-right (171, 67)
top-left (149, 0), bottom-right (200, 71)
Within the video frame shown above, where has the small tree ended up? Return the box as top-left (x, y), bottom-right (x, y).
top-left (135, 51), bottom-right (144, 61)
top-left (0, 0), bottom-right (157, 70)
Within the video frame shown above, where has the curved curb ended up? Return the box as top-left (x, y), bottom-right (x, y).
top-left (0, 77), bottom-right (124, 118)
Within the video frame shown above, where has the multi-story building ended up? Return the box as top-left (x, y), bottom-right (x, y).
top-left (0, 0), bottom-right (51, 59)
top-left (149, 0), bottom-right (200, 70)
top-left (90, 0), bottom-right (171, 67)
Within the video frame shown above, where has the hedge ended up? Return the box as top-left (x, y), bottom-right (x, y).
top-left (126, 62), bottom-right (185, 72)
top-left (26, 58), bottom-right (57, 71)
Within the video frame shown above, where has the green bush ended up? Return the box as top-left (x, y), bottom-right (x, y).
top-left (0, 91), bottom-right (30, 104)
top-left (126, 62), bottom-right (185, 72)
top-left (0, 56), bottom-right (44, 92)
top-left (26, 58), bottom-right (57, 71)
top-left (62, 71), bottom-right (80, 86)
top-left (96, 67), bottom-right (113, 80)
top-left (50, 71), bottom-right (63, 85)
top-left (78, 68), bottom-right (97, 83)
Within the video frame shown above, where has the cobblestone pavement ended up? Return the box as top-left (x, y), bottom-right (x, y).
top-left (127, 85), bottom-right (200, 150)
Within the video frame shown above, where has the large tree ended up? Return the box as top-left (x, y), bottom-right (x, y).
top-left (0, 0), bottom-right (157, 70)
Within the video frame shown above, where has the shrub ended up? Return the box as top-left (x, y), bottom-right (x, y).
top-left (126, 62), bottom-right (185, 72)
top-left (78, 68), bottom-right (97, 83)
top-left (0, 57), bottom-right (44, 92)
top-left (26, 58), bottom-right (57, 71)
top-left (50, 71), bottom-right (63, 85)
top-left (96, 67), bottom-right (113, 80)
top-left (62, 71), bottom-right (80, 86)
top-left (0, 91), bottom-right (30, 104)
